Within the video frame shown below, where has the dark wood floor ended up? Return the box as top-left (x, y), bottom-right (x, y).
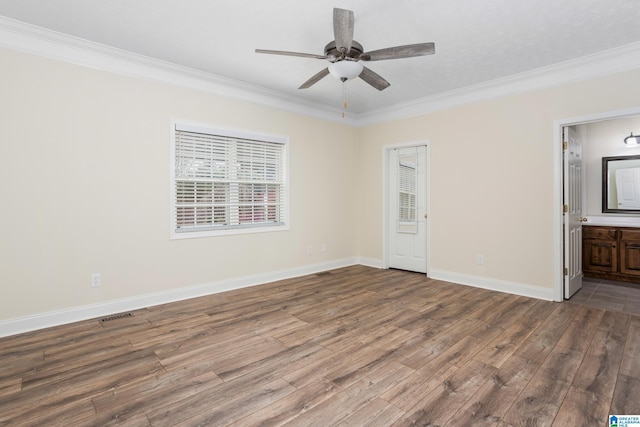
top-left (1, 265), bottom-right (638, 426)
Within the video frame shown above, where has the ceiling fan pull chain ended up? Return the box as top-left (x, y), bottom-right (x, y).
top-left (341, 81), bottom-right (348, 118)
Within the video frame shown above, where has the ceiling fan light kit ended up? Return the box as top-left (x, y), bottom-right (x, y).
top-left (256, 7), bottom-right (436, 114)
top-left (328, 61), bottom-right (364, 81)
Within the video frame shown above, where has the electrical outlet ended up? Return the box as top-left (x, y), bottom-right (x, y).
top-left (90, 273), bottom-right (101, 287)
top-left (477, 255), bottom-right (484, 265)
top-left (307, 245), bottom-right (313, 255)
top-left (321, 244), bottom-right (327, 252)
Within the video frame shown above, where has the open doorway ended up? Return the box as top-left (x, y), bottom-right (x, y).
top-left (556, 107), bottom-right (640, 303)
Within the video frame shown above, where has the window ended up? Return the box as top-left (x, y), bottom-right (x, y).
top-left (171, 122), bottom-right (288, 238)
top-left (398, 160), bottom-right (417, 223)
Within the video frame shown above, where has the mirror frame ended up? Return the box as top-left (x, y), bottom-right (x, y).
top-left (602, 154), bottom-right (640, 214)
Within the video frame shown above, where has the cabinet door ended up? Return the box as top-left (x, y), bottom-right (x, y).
top-left (620, 229), bottom-right (640, 276)
top-left (583, 239), bottom-right (617, 273)
top-left (620, 241), bottom-right (640, 276)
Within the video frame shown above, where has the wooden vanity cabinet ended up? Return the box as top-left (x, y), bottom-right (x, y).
top-left (583, 225), bottom-right (640, 282)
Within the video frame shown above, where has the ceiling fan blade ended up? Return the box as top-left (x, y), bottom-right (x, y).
top-left (333, 8), bottom-right (354, 53)
top-left (299, 68), bottom-right (330, 89)
top-left (360, 43), bottom-right (435, 61)
top-left (359, 67), bottom-right (390, 91)
top-left (255, 49), bottom-right (327, 60)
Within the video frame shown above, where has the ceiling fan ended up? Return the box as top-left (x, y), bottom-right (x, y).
top-left (256, 7), bottom-right (435, 91)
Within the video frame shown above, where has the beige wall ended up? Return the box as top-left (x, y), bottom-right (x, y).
top-left (0, 48), bottom-right (358, 322)
top-left (3, 43), bottom-right (640, 328)
top-left (357, 69), bottom-right (640, 290)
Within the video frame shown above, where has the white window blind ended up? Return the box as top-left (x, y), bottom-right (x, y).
top-left (171, 123), bottom-right (287, 237)
top-left (399, 161), bottom-right (417, 222)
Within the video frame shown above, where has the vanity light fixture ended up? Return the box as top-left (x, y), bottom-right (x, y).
top-left (624, 132), bottom-right (640, 147)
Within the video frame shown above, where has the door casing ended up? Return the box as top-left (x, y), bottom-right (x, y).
top-left (382, 140), bottom-right (431, 274)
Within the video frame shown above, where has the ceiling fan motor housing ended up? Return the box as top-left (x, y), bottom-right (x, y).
top-left (324, 40), bottom-right (363, 61)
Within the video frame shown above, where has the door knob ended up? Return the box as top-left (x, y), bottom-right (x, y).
top-left (579, 217), bottom-right (588, 222)
top-left (424, 213), bottom-right (428, 219)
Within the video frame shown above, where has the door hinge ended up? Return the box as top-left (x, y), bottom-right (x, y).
top-left (563, 141), bottom-right (568, 151)
top-left (564, 267), bottom-right (569, 276)
top-left (563, 204), bottom-right (569, 213)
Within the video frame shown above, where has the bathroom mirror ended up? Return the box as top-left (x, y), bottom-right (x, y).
top-left (603, 155), bottom-right (640, 213)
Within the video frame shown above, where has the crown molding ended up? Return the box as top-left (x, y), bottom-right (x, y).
top-left (0, 16), bottom-right (356, 126)
top-left (1, 15), bottom-right (640, 127)
top-left (357, 41), bottom-right (640, 126)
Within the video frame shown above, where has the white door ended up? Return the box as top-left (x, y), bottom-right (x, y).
top-left (563, 126), bottom-right (584, 298)
top-left (615, 167), bottom-right (640, 209)
top-left (388, 145), bottom-right (428, 273)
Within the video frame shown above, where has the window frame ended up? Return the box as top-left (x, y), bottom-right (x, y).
top-left (170, 120), bottom-right (289, 239)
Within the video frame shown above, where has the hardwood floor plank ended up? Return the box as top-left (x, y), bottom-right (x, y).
top-left (91, 371), bottom-right (222, 419)
top-left (0, 318), bottom-right (102, 357)
top-left (572, 311), bottom-right (629, 398)
top-left (619, 317), bottom-right (640, 379)
top-left (203, 339), bottom-right (289, 380)
top-left (552, 385), bottom-right (611, 426)
top-left (226, 379), bottom-right (340, 427)
top-left (1, 397), bottom-right (98, 427)
top-left (512, 303), bottom-right (578, 364)
top-left (474, 294), bottom-right (535, 327)
top-left (156, 334), bottom-right (276, 373)
top-left (126, 313), bottom-right (217, 349)
top-left (535, 347), bottom-right (585, 385)
top-left (281, 361), bottom-right (414, 427)
top-left (272, 319), bottom-right (356, 348)
top-left (473, 300), bottom-right (556, 368)
top-left (500, 374), bottom-right (570, 426)
top-left (145, 370), bottom-right (296, 426)
top-left (215, 342), bottom-right (330, 382)
top-left (320, 324), bottom-right (409, 353)
top-left (168, 379), bottom-right (295, 427)
top-left (402, 333), bottom-right (485, 371)
top-left (500, 339), bottom-right (586, 426)
top-left (447, 355), bottom-right (539, 426)
top-left (0, 349), bottom-right (164, 422)
top-left (280, 345), bottom-right (354, 390)
top-left (554, 305), bottom-right (605, 352)
top-left (336, 397), bottom-right (404, 426)
top-left (392, 359), bottom-right (496, 426)
top-left (85, 413), bottom-right (152, 427)
top-left (43, 336), bottom-right (133, 363)
top-left (326, 347), bottom-right (403, 388)
top-left (0, 377), bottom-right (21, 398)
top-left (0, 350), bottom-right (43, 382)
top-left (611, 373), bottom-right (640, 415)
top-left (380, 357), bottom-right (459, 412)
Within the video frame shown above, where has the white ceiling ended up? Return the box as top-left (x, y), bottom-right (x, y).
top-left (1, 0), bottom-right (640, 117)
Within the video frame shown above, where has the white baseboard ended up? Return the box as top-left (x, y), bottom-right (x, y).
top-left (428, 269), bottom-right (555, 301)
top-left (0, 258), bottom-right (358, 338)
top-left (356, 257), bottom-right (383, 269)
